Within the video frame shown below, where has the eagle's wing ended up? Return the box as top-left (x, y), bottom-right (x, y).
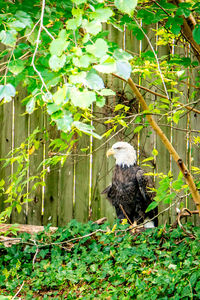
top-left (136, 169), bottom-right (158, 226)
top-left (135, 169), bottom-right (155, 205)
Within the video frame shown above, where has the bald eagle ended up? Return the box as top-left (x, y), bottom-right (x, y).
top-left (102, 142), bottom-right (158, 228)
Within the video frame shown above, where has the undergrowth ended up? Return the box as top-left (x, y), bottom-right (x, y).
top-left (0, 220), bottom-right (199, 299)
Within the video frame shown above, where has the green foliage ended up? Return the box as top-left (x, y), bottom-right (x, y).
top-left (0, 220), bottom-right (199, 298)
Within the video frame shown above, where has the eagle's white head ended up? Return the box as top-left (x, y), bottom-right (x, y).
top-left (107, 142), bottom-right (137, 167)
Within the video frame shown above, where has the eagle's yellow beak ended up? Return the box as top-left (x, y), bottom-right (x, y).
top-left (106, 148), bottom-right (115, 157)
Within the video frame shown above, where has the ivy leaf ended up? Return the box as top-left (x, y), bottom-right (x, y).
top-left (49, 38), bottom-right (69, 56)
top-left (0, 84), bottom-right (16, 102)
top-left (86, 38), bottom-right (108, 58)
top-left (90, 7), bottom-right (113, 22)
top-left (53, 86), bottom-right (68, 105)
top-left (193, 25), bottom-right (200, 44)
top-left (47, 103), bottom-right (62, 115)
top-left (8, 59), bottom-right (25, 75)
top-left (115, 60), bottom-right (132, 80)
top-left (85, 69), bottom-right (104, 90)
top-left (82, 19), bottom-right (102, 35)
top-left (146, 201), bottom-right (158, 213)
top-left (94, 57), bottom-right (116, 74)
top-left (114, 0), bottom-right (137, 16)
top-left (49, 54), bottom-right (66, 71)
top-left (70, 89), bottom-right (96, 108)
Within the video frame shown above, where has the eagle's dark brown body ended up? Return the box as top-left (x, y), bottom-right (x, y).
top-left (102, 164), bottom-right (158, 226)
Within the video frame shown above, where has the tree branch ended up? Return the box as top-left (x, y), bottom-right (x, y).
top-left (112, 73), bottom-right (200, 213)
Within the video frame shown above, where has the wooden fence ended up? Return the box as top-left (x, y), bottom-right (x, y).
top-left (0, 25), bottom-right (200, 227)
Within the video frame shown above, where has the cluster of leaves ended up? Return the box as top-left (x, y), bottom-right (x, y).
top-left (0, 128), bottom-right (44, 222)
top-left (0, 220), bottom-right (200, 299)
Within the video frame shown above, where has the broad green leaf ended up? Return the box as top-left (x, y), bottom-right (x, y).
top-left (66, 17), bottom-right (82, 30)
top-left (70, 89), bottom-right (96, 108)
top-left (94, 57), bottom-right (116, 74)
top-left (73, 55), bottom-right (92, 68)
top-left (114, 0), bottom-right (137, 16)
top-left (8, 59), bottom-right (25, 75)
top-left (98, 88), bottom-right (116, 96)
top-left (72, 0), bottom-right (86, 4)
top-left (7, 20), bottom-right (26, 31)
top-left (113, 49), bottom-right (132, 61)
top-left (0, 84), bottom-right (16, 102)
top-left (0, 29), bottom-right (17, 46)
top-left (49, 54), bottom-right (66, 71)
top-left (15, 11), bottom-right (32, 28)
top-left (146, 201), bottom-right (158, 213)
top-left (69, 72), bottom-right (87, 84)
top-left (193, 25), bottom-right (200, 44)
top-left (54, 114), bottom-right (73, 132)
top-left (53, 85), bottom-right (68, 105)
top-left (115, 60), bottom-right (132, 80)
top-left (47, 103), bottom-right (62, 115)
top-left (82, 19), bottom-right (102, 35)
top-left (73, 121), bottom-right (102, 139)
top-left (26, 98), bottom-right (35, 114)
top-left (85, 69), bottom-right (104, 90)
top-left (49, 38), bottom-right (69, 56)
top-left (96, 96), bottom-right (105, 107)
top-left (90, 7), bottom-right (113, 22)
top-left (86, 38), bottom-right (108, 58)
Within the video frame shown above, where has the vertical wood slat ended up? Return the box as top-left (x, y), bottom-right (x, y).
top-left (11, 93), bottom-right (28, 224)
top-left (27, 109), bottom-right (44, 225)
top-left (74, 135), bottom-right (90, 223)
top-left (0, 102), bottom-right (13, 220)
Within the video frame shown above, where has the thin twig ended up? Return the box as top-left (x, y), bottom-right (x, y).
top-left (31, 0), bottom-right (49, 92)
top-left (12, 281), bottom-right (24, 299)
top-left (119, 204), bottom-right (133, 225)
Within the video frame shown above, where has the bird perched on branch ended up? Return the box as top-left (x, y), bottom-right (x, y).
top-left (102, 142), bottom-right (158, 228)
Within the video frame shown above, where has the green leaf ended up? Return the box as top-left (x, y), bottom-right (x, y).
top-left (53, 85), bottom-right (68, 105)
top-left (26, 98), bottom-right (35, 114)
top-left (152, 148), bottom-right (158, 156)
top-left (96, 96), bottom-right (105, 107)
top-left (70, 89), bottom-right (96, 108)
top-left (94, 57), bottom-right (116, 74)
top-left (66, 17), bottom-right (82, 30)
top-left (86, 38), bottom-right (108, 58)
top-left (82, 19), bottom-right (102, 35)
top-left (72, 0), bottom-right (86, 4)
top-left (0, 84), bottom-right (16, 102)
top-left (0, 29), bottom-right (17, 46)
top-left (49, 38), bottom-right (69, 56)
top-left (146, 201), bottom-right (158, 213)
top-left (90, 7), bottom-right (113, 22)
top-left (115, 60), bottom-right (132, 80)
top-left (73, 121), bottom-right (102, 139)
top-left (173, 110), bottom-right (184, 124)
top-left (98, 89), bottom-right (115, 96)
top-left (114, 0), bottom-right (137, 16)
top-left (134, 125), bottom-right (143, 133)
top-left (193, 25), bottom-right (200, 44)
top-left (69, 72), bottom-right (87, 84)
top-left (113, 49), bottom-right (133, 61)
top-left (85, 69), bottom-right (104, 90)
top-left (49, 54), bottom-right (66, 71)
top-left (54, 114), bottom-right (73, 132)
top-left (8, 59), bottom-right (25, 75)
top-left (47, 103), bottom-right (62, 115)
